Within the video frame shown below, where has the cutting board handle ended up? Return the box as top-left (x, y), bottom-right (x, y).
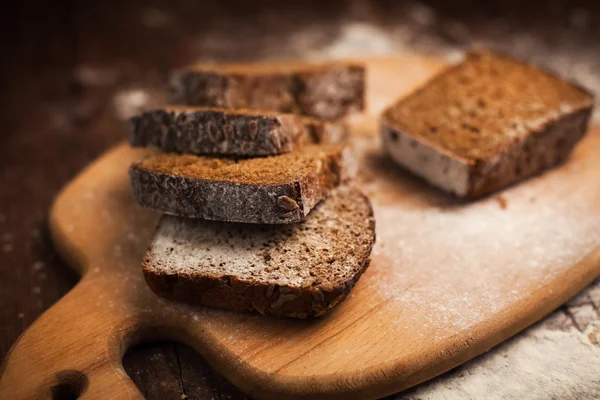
top-left (0, 273), bottom-right (144, 400)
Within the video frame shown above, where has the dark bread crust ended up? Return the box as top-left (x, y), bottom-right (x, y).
top-left (129, 107), bottom-right (348, 156)
top-left (143, 259), bottom-right (372, 318)
top-left (168, 63), bottom-right (366, 121)
top-left (141, 187), bottom-right (376, 318)
top-left (467, 106), bottom-right (593, 198)
top-left (129, 148), bottom-right (348, 224)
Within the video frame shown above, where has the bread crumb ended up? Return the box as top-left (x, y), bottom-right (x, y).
top-left (180, 394), bottom-right (188, 399)
top-left (32, 287), bottom-right (41, 294)
top-left (588, 328), bottom-right (599, 345)
top-left (17, 313), bottom-right (24, 319)
top-left (496, 195), bottom-right (508, 209)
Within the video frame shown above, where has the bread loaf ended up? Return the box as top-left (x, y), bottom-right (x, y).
top-left (381, 50), bottom-right (595, 198)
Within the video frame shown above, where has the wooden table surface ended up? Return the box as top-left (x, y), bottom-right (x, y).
top-left (1, 1), bottom-right (599, 399)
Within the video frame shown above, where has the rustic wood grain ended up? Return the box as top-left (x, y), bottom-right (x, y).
top-left (123, 343), bottom-right (184, 399)
top-left (2, 1), bottom-right (600, 399)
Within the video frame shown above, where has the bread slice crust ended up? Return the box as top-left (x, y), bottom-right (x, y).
top-left (141, 186), bottom-right (376, 318)
top-left (129, 106), bottom-right (347, 156)
top-left (168, 62), bottom-right (366, 121)
top-left (381, 50), bottom-right (595, 198)
top-left (129, 145), bottom-right (350, 224)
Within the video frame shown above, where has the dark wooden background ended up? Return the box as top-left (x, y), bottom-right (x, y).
top-left (1, 1), bottom-right (599, 398)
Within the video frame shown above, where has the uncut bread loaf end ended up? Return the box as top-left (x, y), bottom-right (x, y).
top-left (381, 50), bottom-right (594, 198)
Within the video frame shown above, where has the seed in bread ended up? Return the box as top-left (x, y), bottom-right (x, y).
top-left (141, 186), bottom-right (375, 318)
top-left (129, 145), bottom-right (352, 224)
top-left (168, 61), bottom-right (366, 121)
top-left (129, 106), bottom-right (347, 156)
top-left (380, 50), bottom-right (595, 198)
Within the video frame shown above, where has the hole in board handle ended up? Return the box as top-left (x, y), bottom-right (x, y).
top-left (50, 370), bottom-right (88, 400)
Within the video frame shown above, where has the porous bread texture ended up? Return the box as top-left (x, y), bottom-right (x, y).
top-left (130, 106), bottom-right (347, 157)
top-left (142, 186), bottom-right (376, 318)
top-left (168, 61), bottom-right (366, 121)
top-left (381, 50), bottom-right (595, 198)
top-left (129, 145), bottom-right (352, 224)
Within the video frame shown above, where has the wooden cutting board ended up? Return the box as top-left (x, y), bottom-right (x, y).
top-left (1, 56), bottom-right (600, 400)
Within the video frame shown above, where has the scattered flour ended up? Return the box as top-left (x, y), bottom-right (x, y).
top-left (74, 65), bottom-right (119, 86)
top-left (399, 322), bottom-right (600, 400)
top-left (305, 22), bottom-right (406, 61)
top-left (355, 131), bottom-right (600, 342)
top-left (113, 89), bottom-right (149, 120)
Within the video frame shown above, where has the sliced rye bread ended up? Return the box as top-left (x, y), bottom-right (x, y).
top-left (142, 186), bottom-right (375, 318)
top-left (129, 145), bottom-right (353, 224)
top-left (381, 50), bottom-right (595, 198)
top-left (129, 106), bottom-right (347, 157)
top-left (168, 61), bottom-right (365, 121)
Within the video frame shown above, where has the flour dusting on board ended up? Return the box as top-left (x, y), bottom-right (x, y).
top-left (354, 132), bottom-right (600, 340)
top-left (400, 322), bottom-right (600, 399)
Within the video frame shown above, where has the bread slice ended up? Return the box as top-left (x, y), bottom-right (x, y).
top-left (129, 106), bottom-right (347, 156)
top-left (168, 61), bottom-right (365, 121)
top-left (129, 145), bottom-right (351, 224)
top-left (142, 186), bottom-right (375, 318)
top-left (381, 50), bottom-right (595, 198)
